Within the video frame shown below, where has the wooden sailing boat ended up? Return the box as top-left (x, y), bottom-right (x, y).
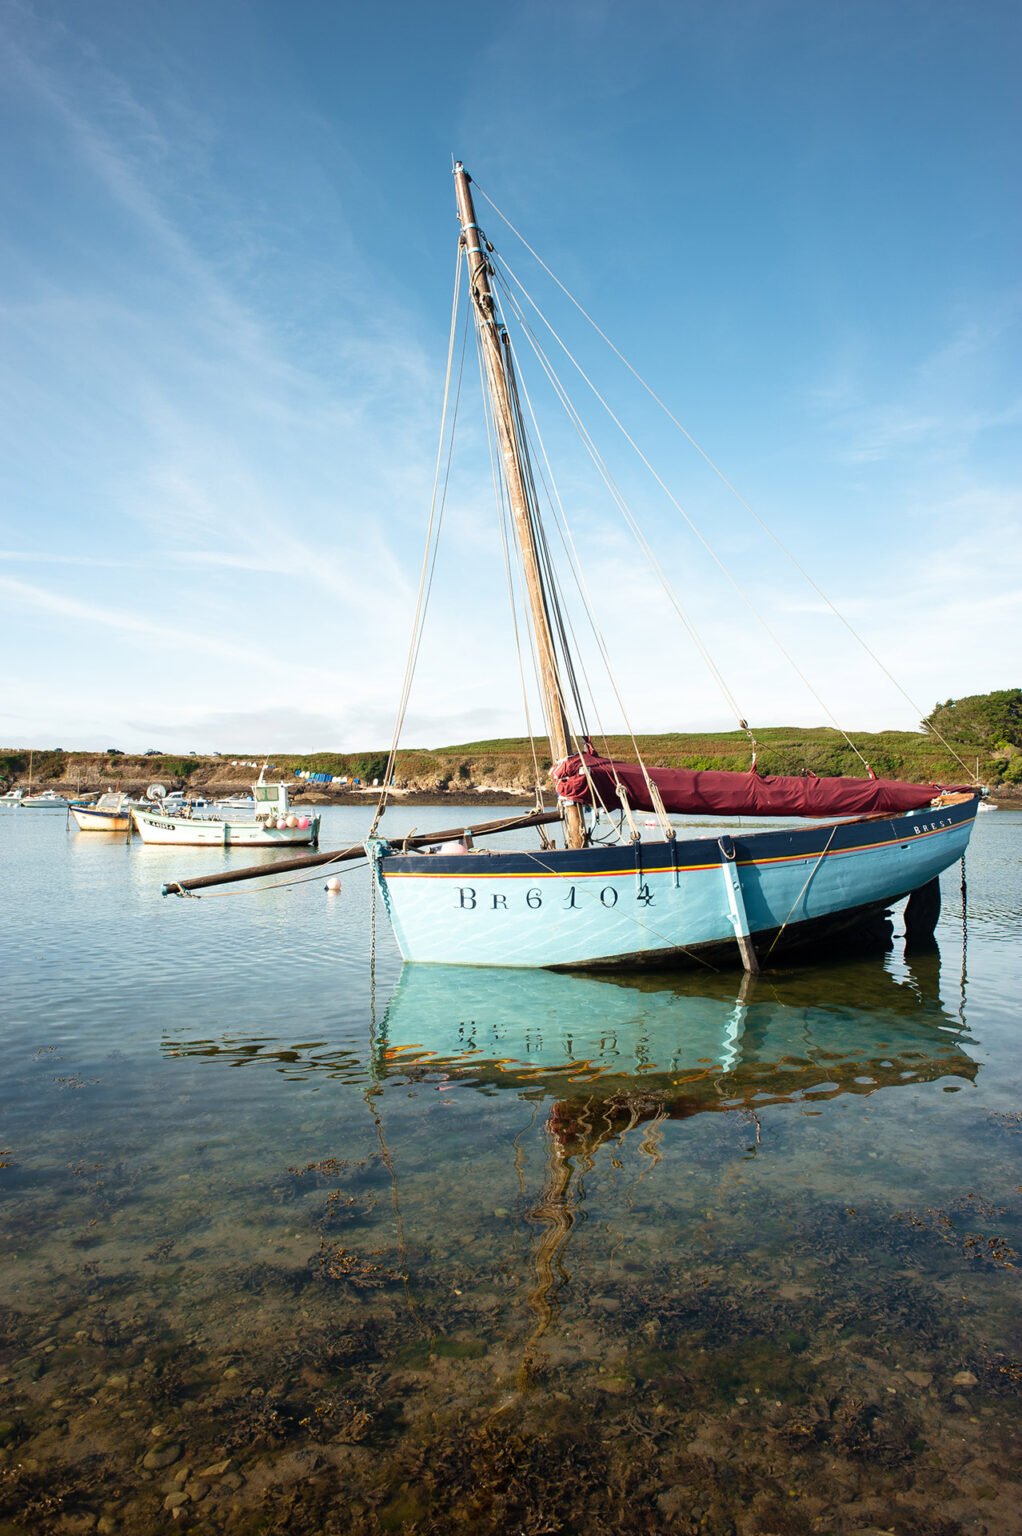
top-left (164, 163), bottom-right (979, 967)
top-left (364, 164), bottom-right (979, 971)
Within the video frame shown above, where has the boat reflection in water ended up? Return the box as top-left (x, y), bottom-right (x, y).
top-left (375, 952), bottom-right (977, 1381)
top-left (375, 953), bottom-right (977, 1144)
top-left (163, 950), bottom-right (978, 1387)
top-left (164, 952), bottom-right (977, 1130)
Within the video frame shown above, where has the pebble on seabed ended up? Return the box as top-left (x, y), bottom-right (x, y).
top-left (142, 1441), bottom-right (182, 1471)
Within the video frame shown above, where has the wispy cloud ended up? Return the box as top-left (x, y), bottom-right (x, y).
top-left (2, 20), bottom-right (271, 367)
top-left (0, 573), bottom-right (254, 662)
top-left (1, 4), bottom-right (1017, 753)
top-left (0, 571), bottom-right (352, 692)
top-left (808, 303), bottom-right (1021, 467)
top-left (124, 706), bottom-right (351, 753)
top-left (0, 550), bottom-right (144, 568)
top-left (840, 412), bottom-right (944, 464)
top-left (1, 13), bottom-right (438, 565)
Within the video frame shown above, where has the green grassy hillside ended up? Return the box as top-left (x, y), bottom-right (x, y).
top-left (0, 724), bottom-right (1007, 797)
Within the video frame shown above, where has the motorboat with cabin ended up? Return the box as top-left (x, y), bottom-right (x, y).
top-left (132, 768), bottom-right (320, 847)
top-left (22, 789), bottom-right (69, 809)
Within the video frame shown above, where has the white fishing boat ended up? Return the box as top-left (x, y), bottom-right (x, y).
top-left (133, 771), bottom-right (320, 848)
top-left (23, 789), bottom-right (68, 809)
top-left (164, 163), bottom-right (980, 967)
top-left (9, 753), bottom-right (68, 809)
top-left (69, 792), bottom-right (133, 833)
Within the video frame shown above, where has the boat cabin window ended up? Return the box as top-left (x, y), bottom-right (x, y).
top-left (255, 785), bottom-right (280, 803)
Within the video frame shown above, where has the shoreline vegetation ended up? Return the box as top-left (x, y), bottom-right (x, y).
top-left (3, 706), bottom-right (1021, 809)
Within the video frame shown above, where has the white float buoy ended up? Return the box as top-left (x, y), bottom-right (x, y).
top-left (325, 875), bottom-right (342, 893)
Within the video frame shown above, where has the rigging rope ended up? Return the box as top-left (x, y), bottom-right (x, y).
top-left (469, 279), bottom-right (629, 826)
top-left (485, 314), bottom-right (592, 747)
top-left (503, 340), bottom-right (591, 740)
top-left (370, 241), bottom-right (467, 838)
top-left (473, 321), bottom-right (548, 808)
top-left (474, 179), bottom-right (974, 780)
top-left (493, 269), bottom-right (753, 747)
top-left (765, 824), bottom-right (840, 956)
top-left (471, 287), bottom-right (614, 829)
top-left (492, 249), bottom-right (875, 777)
top-left (466, 265), bottom-right (611, 828)
top-left (495, 295), bottom-right (674, 836)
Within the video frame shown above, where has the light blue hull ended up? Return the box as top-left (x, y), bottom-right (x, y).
top-left (372, 797), bottom-right (977, 969)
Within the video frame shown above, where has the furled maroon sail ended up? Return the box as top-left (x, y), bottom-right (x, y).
top-left (552, 754), bottom-right (972, 819)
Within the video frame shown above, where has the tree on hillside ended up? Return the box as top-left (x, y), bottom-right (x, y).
top-left (923, 689), bottom-right (1022, 749)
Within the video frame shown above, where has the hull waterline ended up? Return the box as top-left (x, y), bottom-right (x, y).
top-left (372, 796), bottom-right (978, 969)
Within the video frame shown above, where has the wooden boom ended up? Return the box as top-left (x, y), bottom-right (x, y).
top-left (161, 809), bottom-right (564, 895)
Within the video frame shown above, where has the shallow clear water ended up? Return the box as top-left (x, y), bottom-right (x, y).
top-left (1, 805), bottom-right (1019, 1534)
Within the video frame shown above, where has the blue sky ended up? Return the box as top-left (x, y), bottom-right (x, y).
top-left (2, 0), bottom-right (1019, 753)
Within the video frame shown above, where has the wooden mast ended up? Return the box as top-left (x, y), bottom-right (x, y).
top-left (453, 162), bottom-right (586, 850)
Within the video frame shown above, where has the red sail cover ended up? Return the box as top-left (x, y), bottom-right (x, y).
top-left (552, 753), bottom-right (970, 819)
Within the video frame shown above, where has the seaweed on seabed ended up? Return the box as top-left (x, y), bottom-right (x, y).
top-left (373, 1415), bottom-right (666, 1535)
top-left (283, 1155), bottom-right (378, 1200)
top-left (0, 1452), bottom-right (114, 1529)
top-left (320, 1187), bottom-right (379, 1230)
top-left (316, 1238), bottom-right (404, 1288)
top-left (973, 1350), bottom-right (1022, 1398)
top-left (892, 1192), bottom-right (1019, 1272)
top-left (792, 1393), bottom-right (927, 1470)
top-left (273, 1315), bottom-right (395, 1377)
